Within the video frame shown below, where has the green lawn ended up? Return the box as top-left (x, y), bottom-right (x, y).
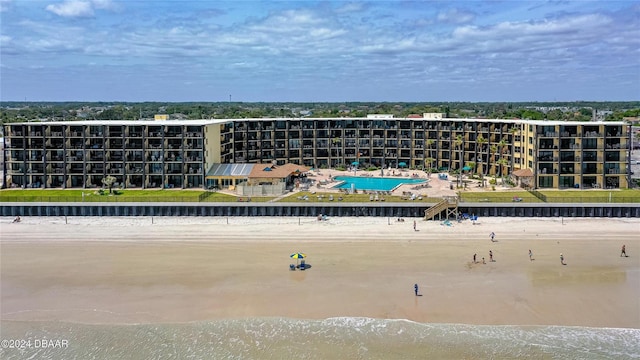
top-left (1, 188), bottom-right (638, 204)
top-left (538, 189), bottom-right (640, 203)
top-left (459, 191), bottom-right (542, 203)
top-left (0, 189), bottom-right (273, 202)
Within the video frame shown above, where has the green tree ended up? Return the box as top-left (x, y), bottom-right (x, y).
top-left (497, 136), bottom-right (508, 158)
top-left (425, 139), bottom-right (435, 172)
top-left (102, 175), bottom-right (117, 194)
top-left (546, 109), bottom-right (564, 120)
top-left (466, 161), bottom-right (476, 179)
top-left (424, 157), bottom-right (435, 175)
top-left (476, 135), bottom-right (488, 186)
top-left (489, 144), bottom-right (498, 178)
top-left (455, 135), bottom-right (463, 187)
top-left (497, 158), bottom-right (509, 185)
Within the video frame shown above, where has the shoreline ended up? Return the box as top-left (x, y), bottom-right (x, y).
top-left (1, 216), bottom-right (639, 329)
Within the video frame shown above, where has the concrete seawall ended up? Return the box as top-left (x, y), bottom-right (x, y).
top-left (1, 202), bottom-right (639, 218)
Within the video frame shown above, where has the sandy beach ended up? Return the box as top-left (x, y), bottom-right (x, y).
top-left (1, 216), bottom-right (639, 329)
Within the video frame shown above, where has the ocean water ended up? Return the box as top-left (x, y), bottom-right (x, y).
top-left (1, 318), bottom-right (638, 360)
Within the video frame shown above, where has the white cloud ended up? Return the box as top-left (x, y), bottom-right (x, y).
top-left (437, 8), bottom-right (475, 24)
top-left (336, 2), bottom-right (366, 14)
top-left (45, 0), bottom-right (116, 18)
top-left (46, 0), bottom-right (94, 18)
top-left (91, 0), bottom-right (115, 10)
top-left (0, 0), bottom-right (12, 12)
top-left (4, 2), bottom-right (637, 101)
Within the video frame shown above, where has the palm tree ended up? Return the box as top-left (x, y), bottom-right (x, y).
top-left (497, 157), bottom-right (509, 185)
top-left (476, 135), bottom-right (487, 186)
top-left (466, 161), bottom-right (476, 186)
top-left (497, 138), bottom-right (509, 181)
top-left (455, 135), bottom-right (463, 187)
top-left (424, 157), bottom-right (435, 175)
top-left (425, 138), bottom-right (435, 169)
top-left (489, 144), bottom-right (498, 180)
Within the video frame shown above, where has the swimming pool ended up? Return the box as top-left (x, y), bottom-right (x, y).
top-left (333, 176), bottom-right (427, 191)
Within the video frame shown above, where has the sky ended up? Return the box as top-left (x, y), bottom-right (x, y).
top-left (0, 0), bottom-right (639, 102)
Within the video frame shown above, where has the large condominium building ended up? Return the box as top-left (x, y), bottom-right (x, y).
top-left (2, 116), bottom-right (631, 190)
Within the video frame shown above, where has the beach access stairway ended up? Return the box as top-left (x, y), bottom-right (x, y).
top-left (424, 196), bottom-right (458, 220)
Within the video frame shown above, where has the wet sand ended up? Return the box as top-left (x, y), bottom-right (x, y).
top-left (1, 216), bottom-right (639, 328)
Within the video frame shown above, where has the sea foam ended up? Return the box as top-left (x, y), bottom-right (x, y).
top-left (1, 318), bottom-right (638, 360)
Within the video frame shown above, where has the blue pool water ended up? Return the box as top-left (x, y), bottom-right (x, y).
top-left (333, 176), bottom-right (427, 191)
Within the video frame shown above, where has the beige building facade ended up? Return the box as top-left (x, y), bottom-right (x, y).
top-left (2, 117), bottom-right (631, 190)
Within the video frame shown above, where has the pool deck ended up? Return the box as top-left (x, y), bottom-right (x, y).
top-left (305, 168), bottom-right (518, 198)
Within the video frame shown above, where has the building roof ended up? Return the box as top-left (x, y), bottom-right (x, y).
top-left (8, 119), bottom-right (229, 126)
top-left (249, 163), bottom-right (309, 179)
top-left (6, 118), bottom-right (626, 126)
top-left (206, 163), bottom-right (254, 178)
top-left (512, 168), bottom-right (534, 177)
top-left (205, 163), bottom-right (309, 179)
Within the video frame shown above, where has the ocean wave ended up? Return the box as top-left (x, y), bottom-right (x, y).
top-left (1, 318), bottom-right (639, 360)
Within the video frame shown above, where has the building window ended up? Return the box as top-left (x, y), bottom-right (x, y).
top-left (538, 176), bottom-right (553, 188)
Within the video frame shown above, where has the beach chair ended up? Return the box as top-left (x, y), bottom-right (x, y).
top-left (300, 260), bottom-right (307, 270)
top-left (290, 264), bottom-right (296, 271)
top-left (329, 195), bottom-right (334, 201)
top-left (369, 194), bottom-right (374, 201)
top-left (374, 194), bottom-right (379, 201)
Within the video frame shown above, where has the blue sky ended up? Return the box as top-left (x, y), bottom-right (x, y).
top-left (1, 0), bottom-right (638, 102)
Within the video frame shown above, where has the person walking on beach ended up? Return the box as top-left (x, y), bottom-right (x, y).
top-left (560, 253), bottom-right (566, 265)
top-left (490, 232), bottom-right (496, 242)
top-left (489, 250), bottom-right (494, 262)
top-left (529, 249), bottom-right (534, 261)
top-left (621, 245), bottom-right (627, 257)
top-left (413, 220), bottom-right (417, 231)
top-left (473, 253), bottom-right (477, 264)
top-left (414, 283), bottom-right (419, 296)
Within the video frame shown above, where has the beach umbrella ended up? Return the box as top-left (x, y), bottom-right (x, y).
top-left (462, 166), bottom-right (471, 171)
top-left (290, 252), bottom-right (306, 265)
top-left (398, 162), bottom-right (407, 168)
top-left (352, 161), bottom-right (359, 166)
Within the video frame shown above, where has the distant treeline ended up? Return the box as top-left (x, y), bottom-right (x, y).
top-left (1, 101), bottom-right (639, 124)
